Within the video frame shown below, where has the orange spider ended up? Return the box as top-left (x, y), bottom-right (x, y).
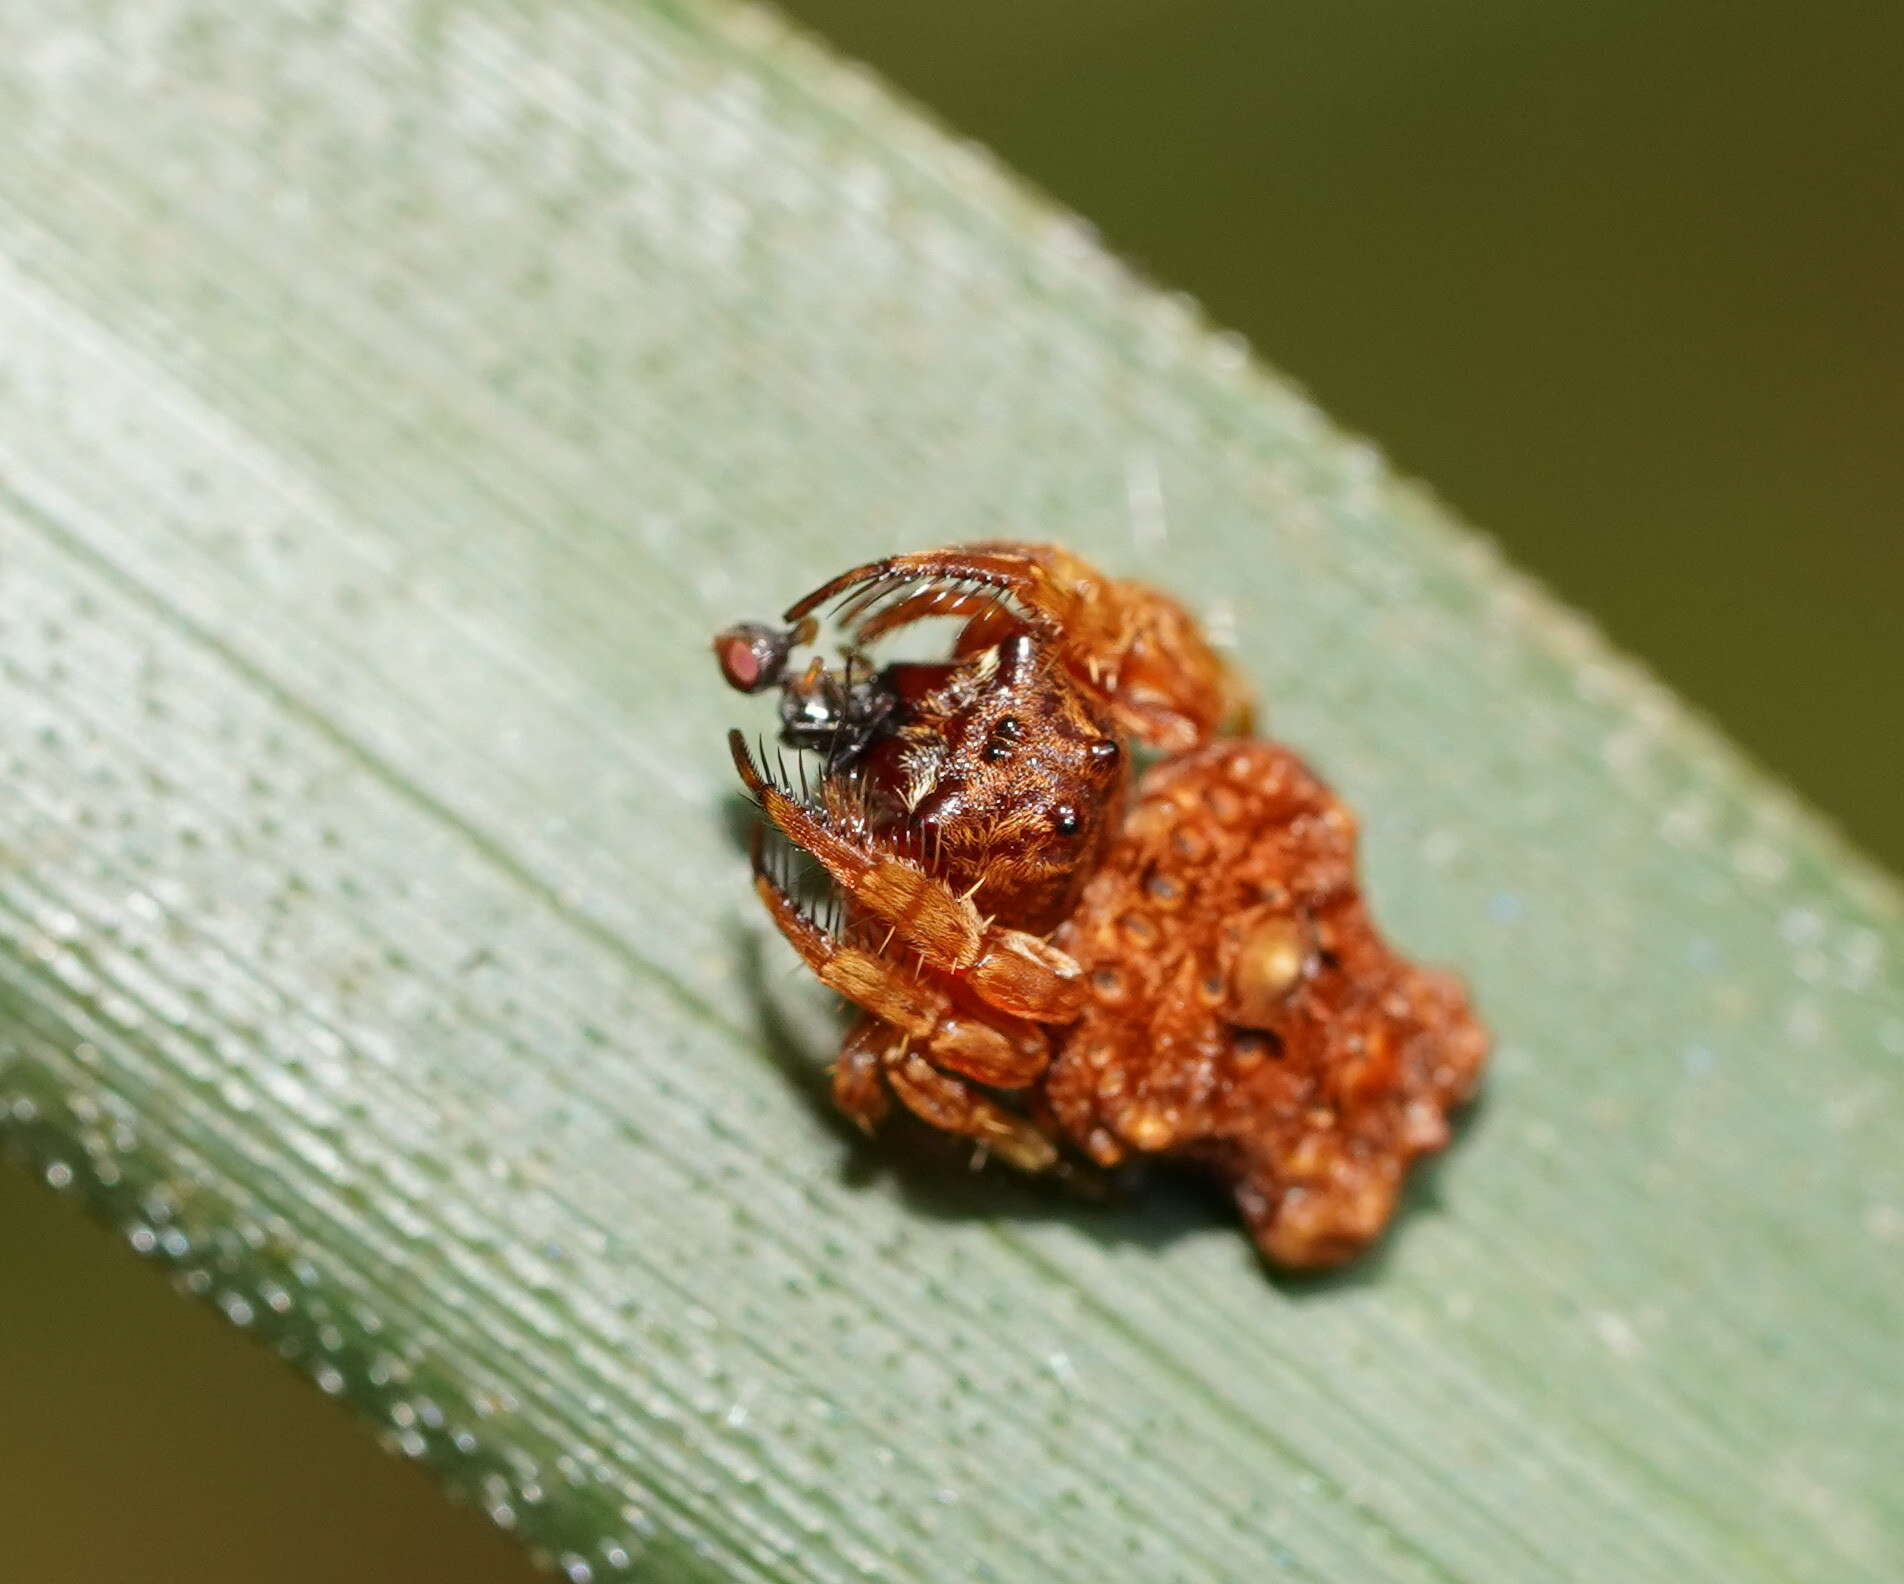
top-left (715, 543), bottom-right (1486, 1269)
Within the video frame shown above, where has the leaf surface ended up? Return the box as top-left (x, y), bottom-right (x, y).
top-left (1, 3), bottom-right (1899, 1579)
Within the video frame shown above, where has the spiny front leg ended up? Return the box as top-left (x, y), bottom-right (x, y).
top-left (750, 831), bottom-right (1053, 1090)
top-left (732, 731), bottom-right (1086, 1023)
top-left (784, 541), bottom-right (1252, 751)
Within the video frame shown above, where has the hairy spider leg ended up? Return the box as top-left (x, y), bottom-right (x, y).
top-left (731, 731), bottom-right (1087, 1024)
top-left (784, 541), bottom-right (1252, 751)
top-left (884, 1049), bottom-right (1059, 1172)
top-left (844, 585), bottom-right (1021, 650)
top-left (832, 1016), bottom-right (892, 1132)
top-left (824, 1015), bottom-right (1057, 1172)
top-left (783, 546), bottom-right (1072, 631)
top-left (749, 828), bottom-right (1052, 1090)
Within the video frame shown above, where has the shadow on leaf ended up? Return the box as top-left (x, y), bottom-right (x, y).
top-left (732, 916), bottom-right (1486, 1297)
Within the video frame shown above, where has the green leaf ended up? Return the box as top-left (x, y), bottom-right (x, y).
top-left (2, 2), bottom-right (1898, 1579)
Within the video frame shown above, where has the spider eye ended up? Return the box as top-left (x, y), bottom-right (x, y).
top-left (1088, 738), bottom-right (1121, 762)
top-left (982, 717), bottom-right (1021, 762)
top-left (1051, 806), bottom-right (1081, 838)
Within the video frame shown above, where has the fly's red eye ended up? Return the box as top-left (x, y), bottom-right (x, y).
top-left (713, 623), bottom-right (790, 695)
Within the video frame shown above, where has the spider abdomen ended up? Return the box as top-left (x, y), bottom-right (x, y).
top-left (1050, 741), bottom-right (1487, 1268)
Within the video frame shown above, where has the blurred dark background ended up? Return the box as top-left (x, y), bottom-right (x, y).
top-left (791, 1), bottom-right (1901, 869)
top-left (4, 5), bottom-right (1897, 1579)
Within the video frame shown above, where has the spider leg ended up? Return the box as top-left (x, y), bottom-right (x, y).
top-left (845, 585), bottom-right (1015, 648)
top-left (784, 542), bottom-right (1252, 751)
top-left (733, 732), bottom-right (1087, 1024)
top-left (832, 1015), bottom-right (892, 1133)
top-left (782, 544), bottom-right (1069, 632)
top-left (885, 1050), bottom-right (1059, 1173)
top-left (750, 830), bottom-right (1052, 1088)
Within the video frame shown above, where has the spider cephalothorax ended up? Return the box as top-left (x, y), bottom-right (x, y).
top-left (716, 542), bottom-right (1486, 1270)
top-left (860, 632), bottom-right (1127, 932)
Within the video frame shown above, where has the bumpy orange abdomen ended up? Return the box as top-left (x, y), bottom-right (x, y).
top-left (1048, 741), bottom-right (1488, 1269)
